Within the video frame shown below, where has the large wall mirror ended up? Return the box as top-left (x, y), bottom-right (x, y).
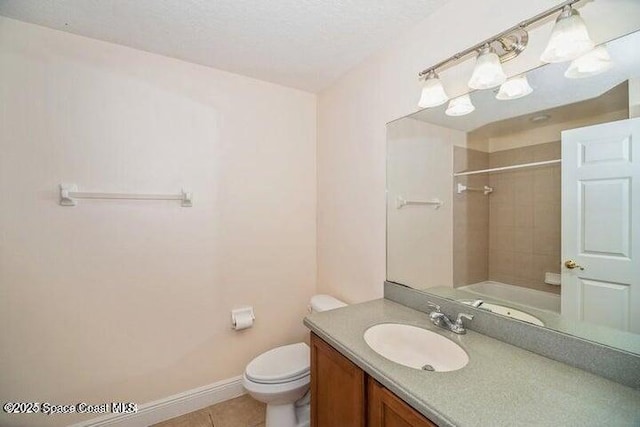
top-left (386, 29), bottom-right (640, 355)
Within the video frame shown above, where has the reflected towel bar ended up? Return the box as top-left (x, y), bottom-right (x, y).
top-left (457, 183), bottom-right (494, 195)
top-left (396, 196), bottom-right (443, 209)
top-left (59, 184), bottom-right (193, 207)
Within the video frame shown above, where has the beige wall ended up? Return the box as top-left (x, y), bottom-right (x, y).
top-left (387, 118), bottom-right (462, 289)
top-left (317, 0), bottom-right (640, 302)
top-left (486, 110), bottom-right (630, 153)
top-left (0, 17), bottom-right (316, 427)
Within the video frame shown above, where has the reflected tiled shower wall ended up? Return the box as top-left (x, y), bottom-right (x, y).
top-left (453, 147), bottom-right (489, 286)
top-left (488, 142), bottom-right (561, 294)
top-left (453, 142), bottom-right (561, 294)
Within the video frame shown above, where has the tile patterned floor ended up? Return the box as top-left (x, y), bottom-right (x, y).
top-left (152, 395), bottom-right (265, 427)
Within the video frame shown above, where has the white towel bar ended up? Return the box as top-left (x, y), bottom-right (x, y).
top-left (59, 184), bottom-right (193, 207)
top-left (396, 196), bottom-right (443, 209)
top-left (457, 183), bottom-right (493, 195)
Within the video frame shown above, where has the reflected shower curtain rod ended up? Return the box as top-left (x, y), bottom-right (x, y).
top-left (453, 159), bottom-right (561, 177)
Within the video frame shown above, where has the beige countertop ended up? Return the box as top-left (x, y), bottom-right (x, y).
top-left (304, 298), bottom-right (640, 427)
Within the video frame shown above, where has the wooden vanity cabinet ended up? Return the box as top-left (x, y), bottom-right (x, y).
top-left (310, 332), bottom-right (366, 426)
top-left (367, 378), bottom-right (436, 427)
top-left (310, 333), bottom-right (436, 427)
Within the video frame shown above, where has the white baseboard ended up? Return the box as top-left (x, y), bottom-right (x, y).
top-left (70, 376), bottom-right (245, 427)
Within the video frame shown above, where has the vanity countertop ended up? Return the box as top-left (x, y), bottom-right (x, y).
top-left (303, 298), bottom-right (640, 427)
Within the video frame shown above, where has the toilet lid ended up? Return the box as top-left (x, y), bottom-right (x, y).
top-left (246, 342), bottom-right (310, 384)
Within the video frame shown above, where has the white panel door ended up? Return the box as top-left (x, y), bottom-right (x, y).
top-left (562, 118), bottom-right (639, 333)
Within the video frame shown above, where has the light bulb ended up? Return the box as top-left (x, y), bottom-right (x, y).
top-left (541, 6), bottom-right (595, 63)
top-left (496, 75), bottom-right (533, 100)
top-left (565, 46), bottom-right (613, 78)
top-left (445, 95), bottom-right (475, 116)
top-left (468, 45), bottom-right (506, 90)
top-left (418, 71), bottom-right (449, 108)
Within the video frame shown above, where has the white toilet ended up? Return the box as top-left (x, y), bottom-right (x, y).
top-left (242, 294), bottom-right (347, 427)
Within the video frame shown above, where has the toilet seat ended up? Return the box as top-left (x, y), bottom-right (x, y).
top-left (245, 342), bottom-right (310, 384)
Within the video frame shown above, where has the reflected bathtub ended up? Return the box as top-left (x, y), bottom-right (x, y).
top-left (457, 281), bottom-right (560, 313)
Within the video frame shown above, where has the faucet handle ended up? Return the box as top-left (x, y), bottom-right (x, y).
top-left (426, 301), bottom-right (441, 312)
top-left (455, 313), bottom-right (474, 326)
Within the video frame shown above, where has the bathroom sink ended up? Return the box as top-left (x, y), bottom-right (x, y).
top-left (460, 301), bottom-right (544, 326)
top-left (363, 323), bottom-right (469, 372)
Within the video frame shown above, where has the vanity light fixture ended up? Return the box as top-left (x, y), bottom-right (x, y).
top-left (540, 5), bottom-right (595, 63)
top-left (445, 95), bottom-right (475, 116)
top-left (468, 45), bottom-right (507, 90)
top-left (415, 0), bottom-right (603, 112)
top-left (496, 75), bottom-right (533, 100)
top-left (565, 45), bottom-right (613, 78)
top-left (418, 70), bottom-right (449, 108)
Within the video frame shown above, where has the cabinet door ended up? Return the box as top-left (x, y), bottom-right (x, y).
top-left (368, 377), bottom-right (437, 427)
top-left (310, 333), bottom-right (365, 427)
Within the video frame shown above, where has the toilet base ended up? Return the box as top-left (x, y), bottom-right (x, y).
top-left (295, 402), bottom-right (310, 427)
top-left (266, 403), bottom-right (295, 427)
top-left (264, 401), bottom-right (309, 427)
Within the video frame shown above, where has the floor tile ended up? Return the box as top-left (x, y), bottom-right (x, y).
top-left (152, 394), bottom-right (265, 427)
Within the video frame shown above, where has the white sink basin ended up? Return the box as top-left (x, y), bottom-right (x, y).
top-left (363, 323), bottom-right (469, 372)
top-left (461, 301), bottom-right (544, 326)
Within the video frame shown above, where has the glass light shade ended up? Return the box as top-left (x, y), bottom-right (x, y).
top-left (418, 72), bottom-right (449, 108)
top-left (468, 46), bottom-right (506, 90)
top-left (445, 95), bottom-right (475, 116)
top-left (565, 46), bottom-right (613, 78)
top-left (540, 7), bottom-right (595, 63)
top-left (496, 75), bottom-right (533, 100)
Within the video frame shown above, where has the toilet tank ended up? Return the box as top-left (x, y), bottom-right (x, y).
top-left (309, 294), bottom-right (347, 313)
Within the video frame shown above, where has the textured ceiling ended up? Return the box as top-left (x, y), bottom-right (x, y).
top-left (0, 0), bottom-right (449, 92)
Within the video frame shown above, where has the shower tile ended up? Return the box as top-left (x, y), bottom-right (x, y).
top-left (483, 143), bottom-right (562, 292)
top-left (533, 230), bottom-right (561, 255)
top-left (489, 150), bottom-right (509, 168)
top-left (533, 141), bottom-right (561, 161)
top-left (512, 253), bottom-right (534, 280)
top-left (490, 204), bottom-right (515, 227)
top-left (533, 253), bottom-right (561, 277)
top-left (534, 202), bottom-right (561, 231)
top-left (489, 227), bottom-right (515, 252)
top-left (514, 204), bottom-right (534, 228)
top-left (490, 178), bottom-right (514, 205)
top-left (533, 166), bottom-right (561, 204)
top-left (453, 146), bottom-right (468, 172)
top-left (489, 250), bottom-right (516, 275)
top-left (513, 229), bottom-right (534, 253)
top-left (490, 147), bottom-right (534, 168)
top-left (468, 229), bottom-right (489, 252)
top-left (454, 250), bottom-right (488, 286)
top-left (513, 179), bottom-right (534, 206)
top-left (467, 148), bottom-right (490, 169)
top-left (453, 146), bottom-right (491, 287)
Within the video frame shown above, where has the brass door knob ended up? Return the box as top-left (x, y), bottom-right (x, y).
top-left (564, 260), bottom-right (584, 270)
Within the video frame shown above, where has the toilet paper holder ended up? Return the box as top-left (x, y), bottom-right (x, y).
top-left (231, 306), bottom-right (255, 330)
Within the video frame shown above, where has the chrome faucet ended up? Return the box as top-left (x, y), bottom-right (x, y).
top-left (426, 302), bottom-right (474, 334)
